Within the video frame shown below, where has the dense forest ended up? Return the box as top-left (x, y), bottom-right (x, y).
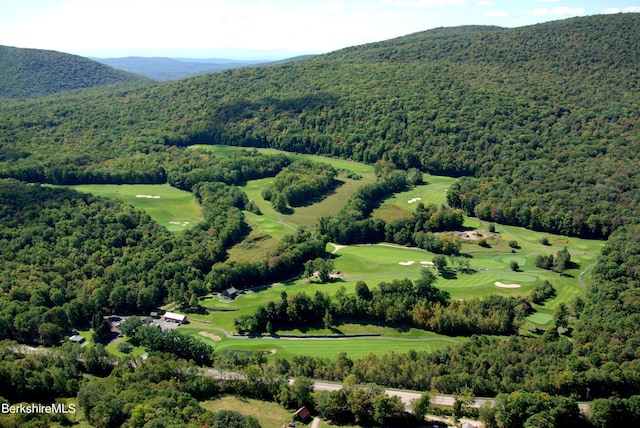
top-left (0, 46), bottom-right (147, 98)
top-left (1, 12), bottom-right (640, 428)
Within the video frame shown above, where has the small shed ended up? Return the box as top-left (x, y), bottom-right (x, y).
top-left (223, 287), bottom-right (239, 300)
top-left (150, 311), bottom-right (159, 319)
top-left (163, 312), bottom-right (186, 323)
top-left (294, 407), bottom-right (311, 423)
top-left (69, 335), bottom-right (85, 344)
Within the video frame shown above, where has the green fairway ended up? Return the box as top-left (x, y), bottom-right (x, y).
top-left (190, 144), bottom-right (376, 175)
top-left (378, 173), bottom-right (457, 212)
top-left (65, 184), bottom-right (202, 232)
top-left (180, 325), bottom-right (466, 360)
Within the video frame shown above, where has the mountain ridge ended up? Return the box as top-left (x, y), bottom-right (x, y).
top-left (0, 45), bottom-right (148, 98)
top-left (92, 55), bottom-right (317, 81)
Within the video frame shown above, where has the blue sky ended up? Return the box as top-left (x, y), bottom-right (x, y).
top-left (1, 0), bottom-right (639, 58)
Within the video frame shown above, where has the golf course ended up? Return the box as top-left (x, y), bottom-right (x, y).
top-left (66, 146), bottom-right (604, 359)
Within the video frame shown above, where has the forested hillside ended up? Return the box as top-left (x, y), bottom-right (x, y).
top-left (0, 45), bottom-right (147, 98)
top-left (1, 14), bottom-right (638, 237)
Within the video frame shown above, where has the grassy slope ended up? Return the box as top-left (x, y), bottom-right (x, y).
top-left (66, 184), bottom-right (202, 233)
top-left (200, 396), bottom-right (295, 427)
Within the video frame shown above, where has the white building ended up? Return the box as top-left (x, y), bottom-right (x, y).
top-left (163, 312), bottom-right (187, 324)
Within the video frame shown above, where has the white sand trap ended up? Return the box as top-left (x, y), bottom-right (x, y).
top-left (495, 281), bottom-right (522, 288)
top-left (408, 197), bottom-right (422, 204)
top-left (198, 331), bottom-right (222, 341)
top-left (136, 194), bottom-right (161, 199)
top-left (169, 221), bottom-right (191, 227)
top-left (399, 261), bottom-right (416, 266)
top-left (421, 261), bottom-right (434, 265)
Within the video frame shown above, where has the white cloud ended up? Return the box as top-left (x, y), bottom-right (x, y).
top-left (483, 10), bottom-right (509, 17)
top-left (317, 2), bottom-right (347, 12)
top-left (603, 6), bottom-right (640, 14)
top-left (357, 2), bottom-right (377, 10)
top-left (523, 6), bottom-right (586, 16)
top-left (379, 0), bottom-right (465, 7)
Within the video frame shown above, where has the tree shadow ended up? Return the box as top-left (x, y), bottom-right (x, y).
top-left (440, 269), bottom-right (458, 280)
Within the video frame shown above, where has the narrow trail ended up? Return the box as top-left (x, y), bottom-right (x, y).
top-left (578, 262), bottom-right (597, 291)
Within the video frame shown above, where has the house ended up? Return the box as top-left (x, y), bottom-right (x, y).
top-left (163, 312), bottom-right (186, 324)
top-left (69, 335), bottom-right (85, 344)
top-left (223, 287), bottom-right (239, 300)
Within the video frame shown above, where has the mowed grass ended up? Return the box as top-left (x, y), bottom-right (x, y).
top-left (200, 396), bottom-right (294, 427)
top-left (179, 324), bottom-right (465, 360)
top-left (65, 184), bottom-right (202, 233)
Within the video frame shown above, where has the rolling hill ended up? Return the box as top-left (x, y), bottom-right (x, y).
top-left (1, 14), bottom-right (639, 239)
top-left (92, 56), bottom-right (268, 81)
top-left (0, 45), bottom-right (148, 98)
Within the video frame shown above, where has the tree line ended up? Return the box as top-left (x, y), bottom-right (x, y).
top-left (262, 159), bottom-right (338, 212)
top-left (234, 269), bottom-right (532, 336)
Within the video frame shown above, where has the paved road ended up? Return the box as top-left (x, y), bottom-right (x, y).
top-left (311, 380), bottom-right (589, 414)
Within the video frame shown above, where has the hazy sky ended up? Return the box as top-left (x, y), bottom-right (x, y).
top-left (1, 0), bottom-right (639, 58)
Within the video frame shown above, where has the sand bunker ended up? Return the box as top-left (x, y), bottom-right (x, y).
top-left (399, 261), bottom-right (416, 266)
top-left (199, 331), bottom-right (222, 341)
top-left (421, 261), bottom-right (434, 266)
top-left (168, 221), bottom-right (190, 227)
top-left (408, 197), bottom-right (422, 204)
top-left (495, 281), bottom-right (522, 289)
top-left (136, 194), bottom-right (161, 199)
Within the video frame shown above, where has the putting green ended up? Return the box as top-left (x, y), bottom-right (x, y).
top-left (497, 273), bottom-right (537, 283)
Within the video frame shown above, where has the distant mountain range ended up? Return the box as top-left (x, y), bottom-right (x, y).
top-left (92, 55), bottom-right (316, 81)
top-left (0, 45), bottom-right (147, 98)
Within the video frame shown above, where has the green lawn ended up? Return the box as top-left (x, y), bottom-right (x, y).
top-left (64, 183), bottom-right (202, 233)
